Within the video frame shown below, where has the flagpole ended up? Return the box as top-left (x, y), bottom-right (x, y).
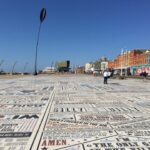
top-left (121, 48), bottom-right (123, 76)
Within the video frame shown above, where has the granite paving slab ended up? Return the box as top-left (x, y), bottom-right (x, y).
top-left (0, 75), bottom-right (149, 150)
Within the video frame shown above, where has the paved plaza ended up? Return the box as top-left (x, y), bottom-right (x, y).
top-left (0, 75), bottom-right (150, 150)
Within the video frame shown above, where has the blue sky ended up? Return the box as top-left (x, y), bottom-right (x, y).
top-left (0, 0), bottom-right (150, 72)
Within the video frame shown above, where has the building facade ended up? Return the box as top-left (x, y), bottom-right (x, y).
top-left (75, 66), bottom-right (85, 74)
top-left (101, 61), bottom-right (108, 71)
top-left (108, 49), bottom-right (150, 75)
top-left (85, 63), bottom-right (94, 73)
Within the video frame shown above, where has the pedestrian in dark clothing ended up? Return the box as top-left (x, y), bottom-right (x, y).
top-left (142, 71), bottom-right (147, 81)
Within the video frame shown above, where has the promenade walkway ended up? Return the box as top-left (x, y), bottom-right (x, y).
top-left (0, 75), bottom-right (150, 150)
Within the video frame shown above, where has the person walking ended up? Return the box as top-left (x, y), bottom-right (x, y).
top-left (142, 71), bottom-right (148, 81)
top-left (103, 70), bottom-right (108, 84)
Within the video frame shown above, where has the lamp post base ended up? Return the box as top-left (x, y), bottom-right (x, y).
top-left (33, 72), bottom-right (38, 75)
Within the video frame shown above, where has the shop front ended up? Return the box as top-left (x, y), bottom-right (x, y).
top-left (130, 64), bottom-right (150, 76)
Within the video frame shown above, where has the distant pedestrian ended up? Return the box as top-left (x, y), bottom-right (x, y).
top-left (103, 70), bottom-right (108, 84)
top-left (142, 71), bottom-right (148, 81)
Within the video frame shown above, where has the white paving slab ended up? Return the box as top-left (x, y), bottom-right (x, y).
top-left (0, 75), bottom-right (149, 150)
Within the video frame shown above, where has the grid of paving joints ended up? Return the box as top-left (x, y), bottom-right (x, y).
top-left (0, 75), bottom-right (150, 150)
top-left (37, 76), bottom-right (150, 150)
top-left (0, 77), bottom-right (54, 150)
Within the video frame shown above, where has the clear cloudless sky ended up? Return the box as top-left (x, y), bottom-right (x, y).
top-left (0, 0), bottom-right (150, 72)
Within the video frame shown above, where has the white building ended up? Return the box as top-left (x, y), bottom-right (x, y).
top-left (43, 67), bottom-right (56, 73)
top-left (85, 63), bottom-right (94, 73)
top-left (101, 61), bottom-right (108, 71)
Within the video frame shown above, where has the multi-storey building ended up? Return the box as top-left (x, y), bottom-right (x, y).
top-left (108, 49), bottom-right (150, 75)
top-left (85, 63), bottom-right (94, 73)
top-left (93, 57), bottom-right (108, 72)
top-left (75, 66), bottom-right (85, 74)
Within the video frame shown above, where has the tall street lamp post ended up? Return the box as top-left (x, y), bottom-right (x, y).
top-left (120, 49), bottom-right (123, 76)
top-left (23, 62), bottom-right (28, 74)
top-left (12, 61), bottom-right (17, 75)
top-left (0, 60), bottom-right (4, 73)
top-left (34, 8), bottom-right (46, 75)
top-left (125, 50), bottom-right (128, 76)
top-left (0, 60), bottom-right (4, 67)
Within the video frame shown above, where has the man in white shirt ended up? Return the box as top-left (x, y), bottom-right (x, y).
top-left (103, 70), bottom-right (108, 84)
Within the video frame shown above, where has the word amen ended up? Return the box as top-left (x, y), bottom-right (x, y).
top-left (41, 140), bottom-right (66, 146)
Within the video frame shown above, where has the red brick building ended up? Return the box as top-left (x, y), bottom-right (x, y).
top-left (108, 49), bottom-right (150, 75)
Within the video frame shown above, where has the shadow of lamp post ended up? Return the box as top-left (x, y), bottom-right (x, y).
top-left (34, 8), bottom-right (46, 75)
